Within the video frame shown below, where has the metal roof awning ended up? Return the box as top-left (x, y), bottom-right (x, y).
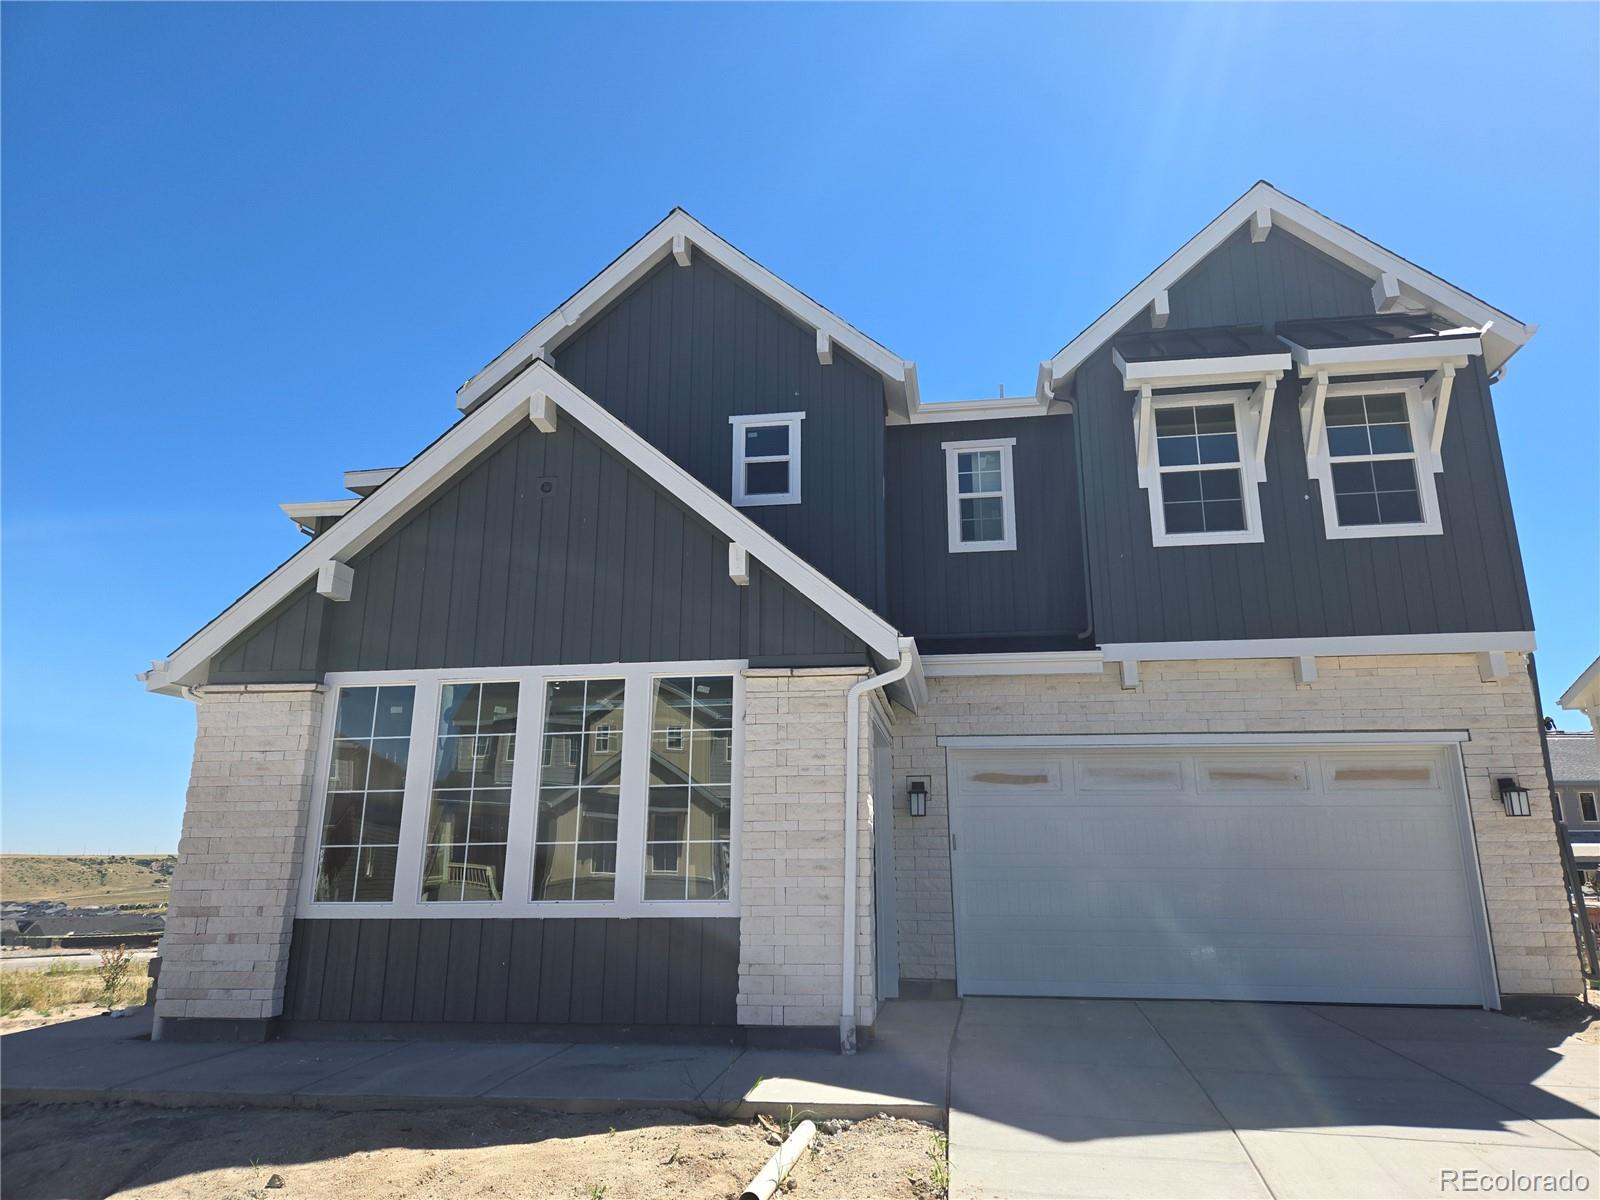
top-left (1277, 313), bottom-right (1483, 377)
top-left (1113, 324), bottom-right (1293, 392)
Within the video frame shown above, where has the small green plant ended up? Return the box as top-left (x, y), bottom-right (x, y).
top-left (927, 1132), bottom-right (950, 1198)
top-left (96, 945), bottom-right (133, 1010)
top-left (662, 1141), bottom-right (682, 1166)
top-left (780, 1105), bottom-right (816, 1139)
top-left (587, 1185), bottom-right (608, 1200)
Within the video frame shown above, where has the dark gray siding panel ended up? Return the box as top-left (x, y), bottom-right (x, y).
top-left (210, 583), bottom-right (326, 683)
top-left (1077, 227), bottom-right (1533, 644)
top-left (281, 917), bottom-right (741, 1028)
top-left (554, 254), bottom-right (887, 615)
top-left (206, 417), bottom-right (866, 682)
top-left (886, 415), bottom-right (1089, 651)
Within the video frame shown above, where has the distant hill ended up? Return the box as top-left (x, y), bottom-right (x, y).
top-left (0, 855), bottom-right (176, 907)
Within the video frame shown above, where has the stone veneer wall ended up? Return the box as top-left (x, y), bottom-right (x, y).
top-left (890, 653), bottom-right (1583, 998)
top-left (154, 684), bottom-right (325, 1028)
top-left (737, 668), bottom-right (881, 1033)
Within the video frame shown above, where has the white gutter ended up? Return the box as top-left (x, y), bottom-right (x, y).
top-left (839, 637), bottom-right (917, 1054)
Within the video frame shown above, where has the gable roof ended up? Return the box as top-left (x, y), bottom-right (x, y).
top-left (142, 360), bottom-right (906, 695)
top-left (454, 209), bottom-right (920, 418)
top-left (1548, 732), bottom-right (1600, 785)
top-left (1560, 656), bottom-right (1600, 715)
top-left (1046, 181), bottom-right (1535, 397)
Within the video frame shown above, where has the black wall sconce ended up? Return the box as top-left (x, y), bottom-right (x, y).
top-left (1498, 777), bottom-right (1531, 817)
top-left (908, 779), bottom-right (928, 818)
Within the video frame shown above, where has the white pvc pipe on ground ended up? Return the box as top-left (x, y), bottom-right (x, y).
top-left (740, 1119), bottom-right (818, 1200)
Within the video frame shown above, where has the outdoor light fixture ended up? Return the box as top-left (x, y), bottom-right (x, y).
top-left (908, 779), bottom-right (928, 818)
top-left (1498, 777), bottom-right (1532, 817)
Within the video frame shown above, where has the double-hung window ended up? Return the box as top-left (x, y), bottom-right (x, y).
top-left (306, 664), bottom-right (741, 918)
top-left (730, 413), bottom-right (803, 506)
top-left (943, 438), bottom-right (1017, 552)
top-left (1307, 382), bottom-right (1443, 539)
top-left (1137, 393), bottom-right (1266, 547)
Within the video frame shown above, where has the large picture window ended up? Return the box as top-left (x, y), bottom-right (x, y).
top-left (303, 663), bottom-right (741, 918)
top-left (315, 685), bottom-right (415, 902)
top-left (421, 682), bottom-right (519, 901)
top-left (646, 676), bottom-right (734, 900)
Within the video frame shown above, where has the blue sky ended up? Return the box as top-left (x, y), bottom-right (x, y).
top-left (3, 3), bottom-right (1596, 854)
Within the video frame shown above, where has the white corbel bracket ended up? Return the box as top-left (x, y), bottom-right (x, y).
top-left (1250, 207), bottom-right (1272, 243)
top-left (317, 561), bottom-right (354, 603)
top-left (1150, 289), bottom-right (1170, 329)
top-left (816, 330), bottom-right (833, 366)
top-left (1118, 660), bottom-right (1140, 690)
top-left (527, 390), bottom-right (558, 434)
top-left (1478, 650), bottom-right (1509, 683)
top-left (1371, 272), bottom-right (1402, 313)
top-left (1293, 655), bottom-right (1318, 685)
top-left (672, 233), bottom-right (692, 268)
top-left (1422, 363), bottom-right (1456, 463)
top-left (1301, 370), bottom-right (1330, 455)
top-left (728, 543), bottom-right (750, 587)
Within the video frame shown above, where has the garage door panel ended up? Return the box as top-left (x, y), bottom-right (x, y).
top-left (965, 866), bottom-right (1478, 935)
top-left (962, 806), bottom-right (1472, 872)
top-left (951, 746), bottom-right (1491, 1006)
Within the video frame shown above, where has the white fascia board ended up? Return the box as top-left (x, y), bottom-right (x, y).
top-left (1114, 348), bottom-right (1292, 388)
top-left (1283, 336), bottom-right (1481, 376)
top-left (455, 210), bottom-right (915, 416)
top-left (889, 395), bottom-right (1072, 426)
top-left (342, 467), bottom-right (399, 496)
top-left (1560, 656), bottom-right (1600, 711)
top-left (152, 361), bottom-right (904, 693)
top-left (1048, 182), bottom-right (1534, 393)
top-left (1100, 631), bottom-right (1535, 664)
top-left (921, 650), bottom-right (1106, 677)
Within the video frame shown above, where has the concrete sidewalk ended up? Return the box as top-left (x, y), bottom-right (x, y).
top-left (0, 1001), bottom-right (955, 1121)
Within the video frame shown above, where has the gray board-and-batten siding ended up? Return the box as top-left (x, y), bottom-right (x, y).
top-left (206, 414), bottom-right (869, 683)
top-left (280, 916), bottom-right (740, 1034)
top-left (553, 251), bottom-right (889, 617)
top-left (1074, 222), bottom-right (1533, 645)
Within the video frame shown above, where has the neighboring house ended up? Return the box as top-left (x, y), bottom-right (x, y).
top-left (1557, 659), bottom-right (1600, 889)
top-left (142, 181), bottom-right (1581, 1047)
top-left (4, 909), bottom-right (165, 949)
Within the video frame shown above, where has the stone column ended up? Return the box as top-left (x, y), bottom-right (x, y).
top-left (737, 668), bottom-right (877, 1039)
top-left (153, 683), bottom-right (325, 1038)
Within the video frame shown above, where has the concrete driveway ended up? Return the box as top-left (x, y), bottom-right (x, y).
top-left (950, 997), bottom-right (1599, 1199)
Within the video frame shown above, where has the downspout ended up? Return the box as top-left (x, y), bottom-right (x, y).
top-left (1069, 394), bottom-right (1095, 642)
top-left (840, 637), bottom-right (916, 1054)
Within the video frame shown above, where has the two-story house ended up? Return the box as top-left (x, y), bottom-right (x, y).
top-left (142, 182), bottom-right (1583, 1048)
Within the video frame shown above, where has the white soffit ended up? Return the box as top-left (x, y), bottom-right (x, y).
top-left (145, 361), bottom-right (905, 695)
top-left (1048, 182), bottom-right (1535, 395)
top-left (1560, 656), bottom-right (1600, 713)
top-left (455, 209), bottom-right (920, 418)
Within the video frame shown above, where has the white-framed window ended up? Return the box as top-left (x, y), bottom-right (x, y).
top-left (942, 438), bottom-right (1018, 553)
top-left (1304, 381), bottom-right (1443, 539)
top-left (664, 725), bottom-right (685, 752)
top-left (729, 412), bottom-right (803, 506)
top-left (1134, 391), bottom-right (1266, 547)
top-left (1581, 792), bottom-right (1598, 823)
top-left (301, 661), bottom-right (743, 920)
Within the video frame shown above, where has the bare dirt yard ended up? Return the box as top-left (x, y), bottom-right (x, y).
top-left (0, 1101), bottom-right (946, 1200)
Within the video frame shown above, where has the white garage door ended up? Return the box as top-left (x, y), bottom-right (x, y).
top-left (949, 743), bottom-right (1495, 1006)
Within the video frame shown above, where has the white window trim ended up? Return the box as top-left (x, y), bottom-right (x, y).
top-left (300, 659), bottom-right (744, 920)
top-left (943, 438), bottom-right (1018, 553)
top-left (1132, 389), bottom-right (1267, 548)
top-left (1302, 378), bottom-right (1443, 539)
top-left (729, 412), bottom-right (804, 506)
